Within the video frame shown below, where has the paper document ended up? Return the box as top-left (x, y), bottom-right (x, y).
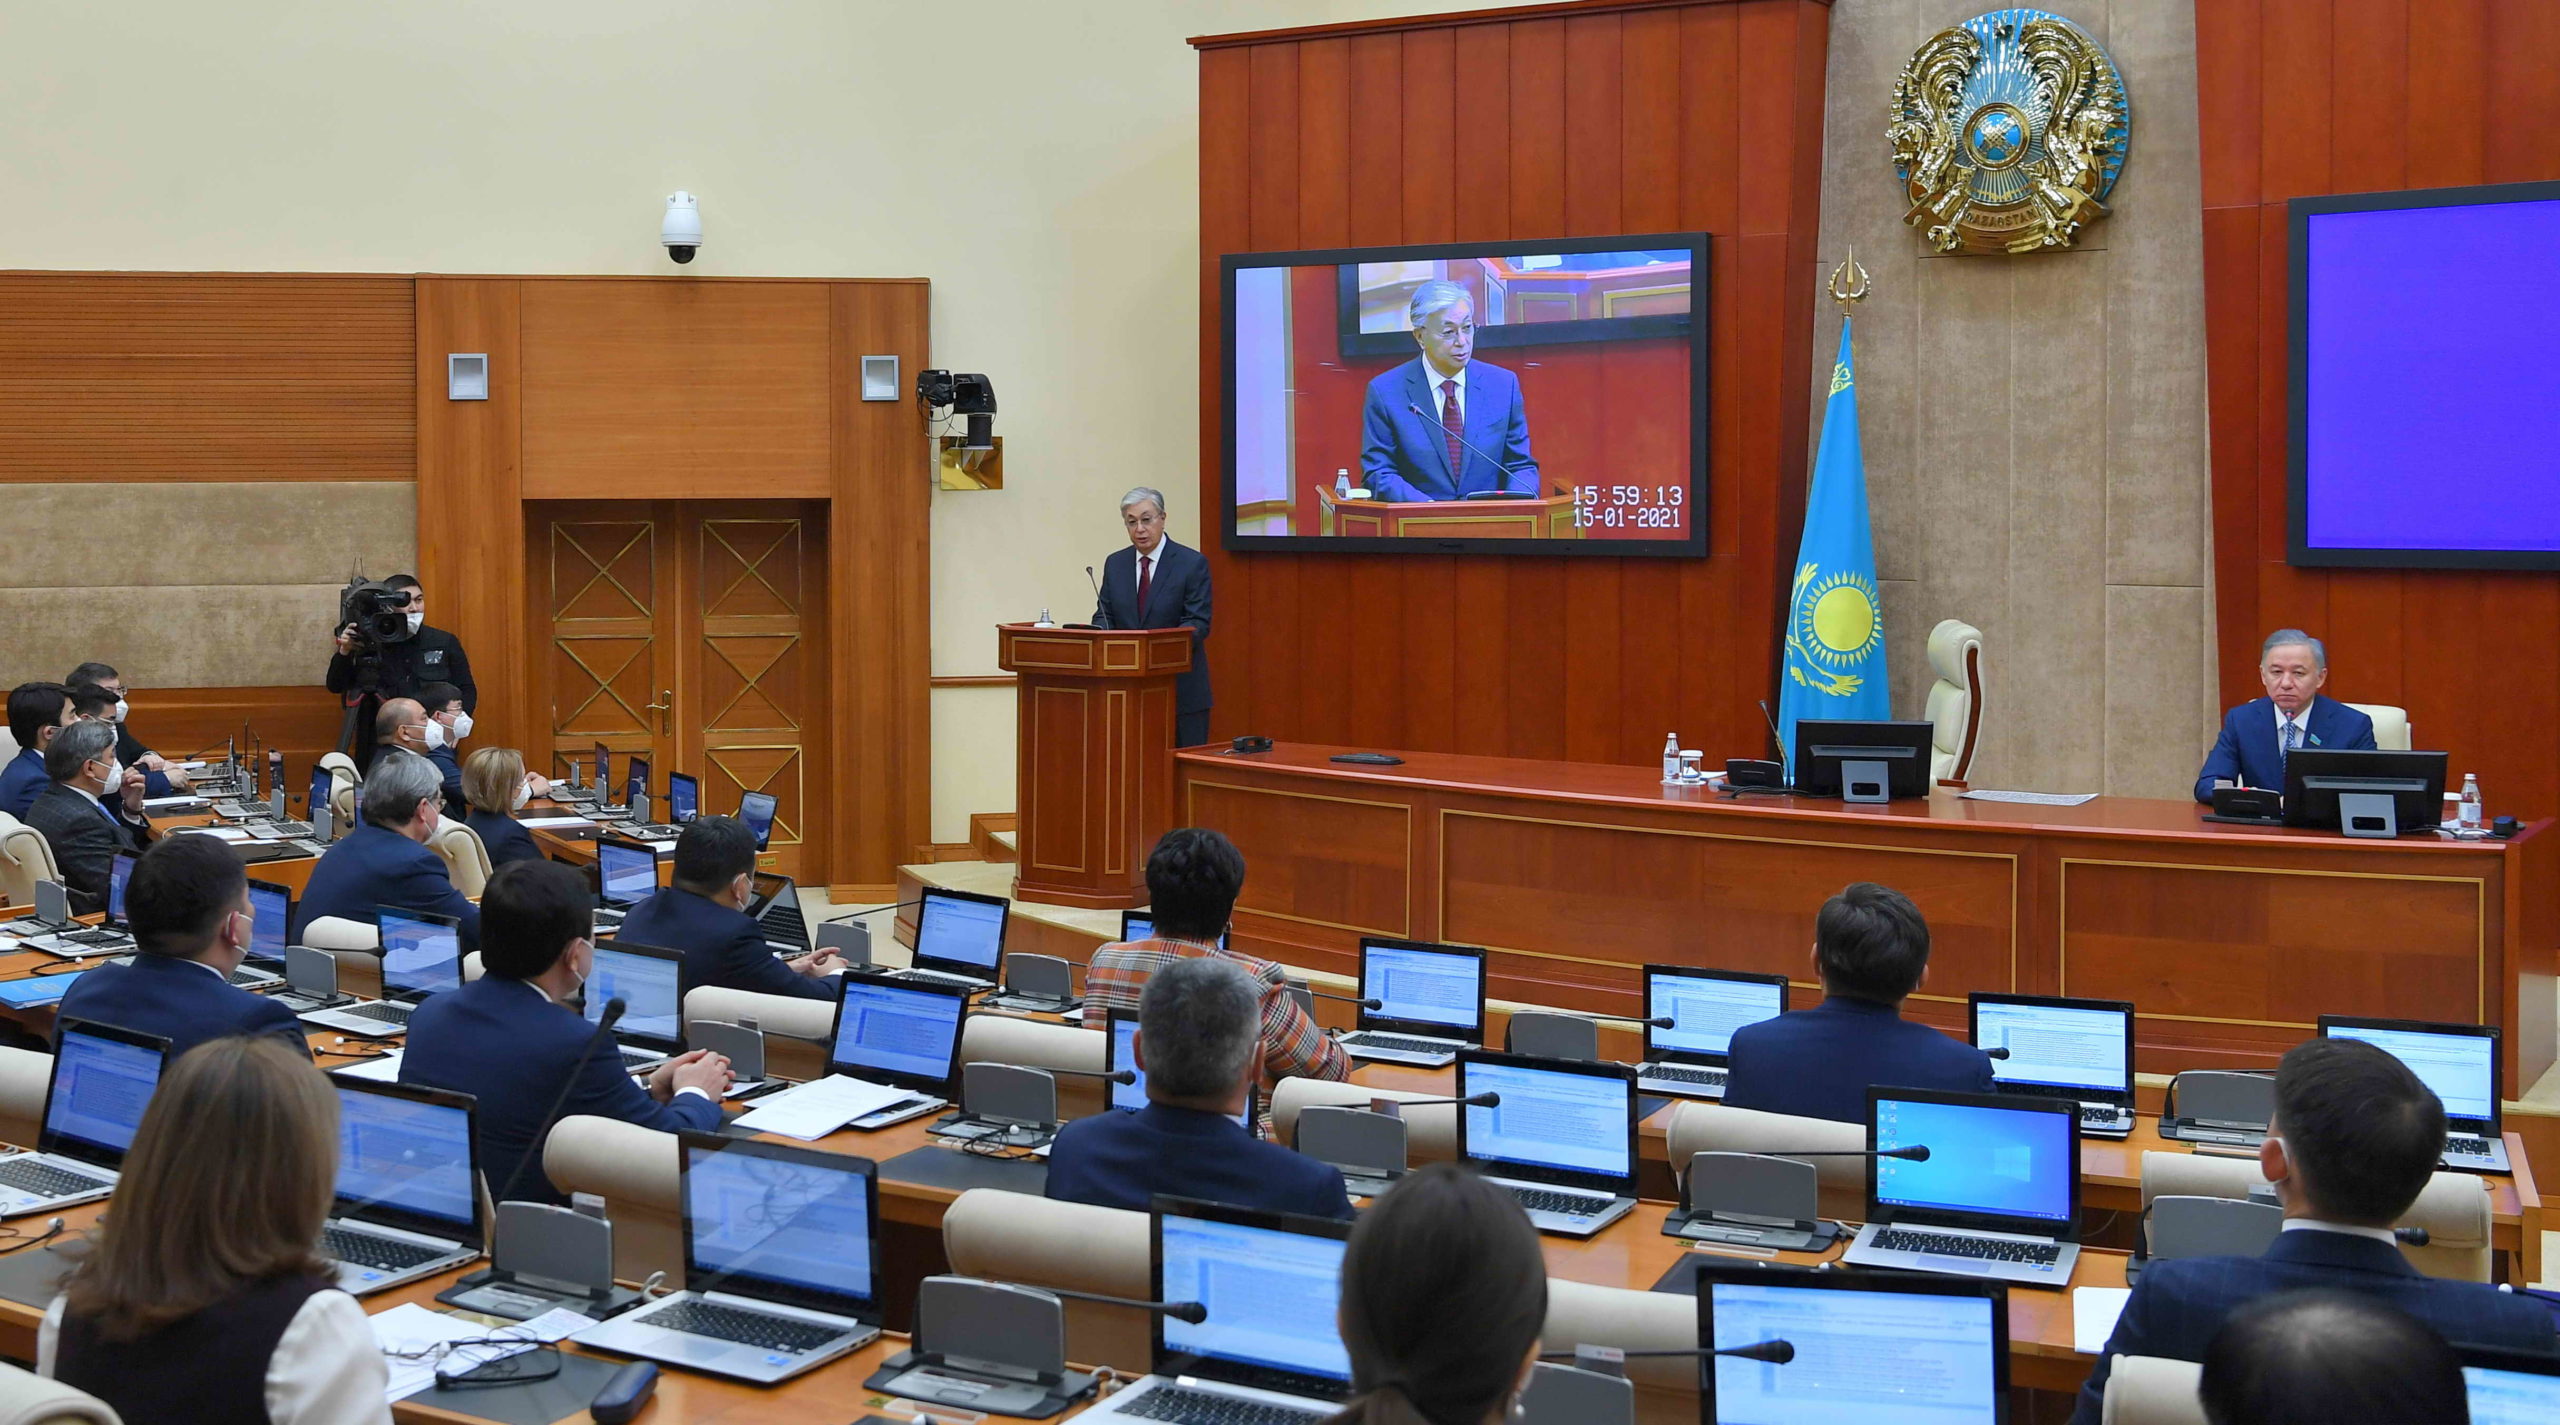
top-left (142, 795), bottom-right (206, 809)
top-left (330, 1049), bottom-right (405, 1083)
top-left (517, 816), bottom-right (598, 829)
top-left (1961, 789), bottom-right (2099, 807)
top-left (373, 1302), bottom-right (544, 1402)
top-left (733, 1074), bottom-right (912, 1139)
top-left (174, 825), bottom-right (254, 842)
top-left (2072, 1287), bottom-right (2131, 1354)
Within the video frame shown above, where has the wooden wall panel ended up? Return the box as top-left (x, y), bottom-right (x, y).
top-left (415, 279), bottom-right (531, 758)
top-left (2199, 0), bottom-right (2560, 818)
top-left (1193, 0), bottom-right (1834, 770)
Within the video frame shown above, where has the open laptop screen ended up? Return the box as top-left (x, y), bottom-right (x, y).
top-left (106, 853), bottom-right (135, 927)
top-left (2320, 1018), bottom-right (2497, 1125)
top-left (1701, 1269), bottom-right (2004, 1424)
top-left (684, 1137), bottom-right (878, 1318)
top-left (667, 772), bottom-right (699, 823)
top-left (588, 943), bottom-right (683, 1047)
top-left (1458, 1055), bottom-right (1636, 1186)
top-left (1119, 911), bottom-right (1227, 951)
top-left (246, 880), bottom-right (292, 963)
top-left (43, 1022), bottom-right (167, 1166)
top-left (596, 839), bottom-right (658, 908)
top-left (379, 909), bottom-right (462, 1001)
top-left (308, 765), bottom-right (332, 819)
top-left (1106, 1011), bottom-right (1252, 1127)
top-left (1157, 1209), bottom-right (1352, 1395)
top-left (1872, 1093), bottom-right (2075, 1229)
top-left (915, 889), bottom-right (1006, 975)
top-left (1973, 997), bottom-right (2132, 1096)
top-left (831, 977), bottom-right (966, 1090)
top-left (624, 756), bottom-right (649, 807)
top-left (335, 1081), bottom-right (478, 1238)
top-left (737, 791), bottom-right (777, 849)
top-left (1359, 941), bottom-right (1483, 1034)
top-left (1646, 967), bottom-right (1785, 1060)
top-left (2464, 1346), bottom-right (2560, 1425)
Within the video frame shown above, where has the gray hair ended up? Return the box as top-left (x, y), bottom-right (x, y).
top-left (1408, 279), bottom-right (1473, 330)
top-left (44, 719), bottom-right (116, 782)
top-left (2261, 629), bottom-right (2328, 670)
top-left (1120, 487), bottom-right (1167, 517)
top-left (1138, 957), bottom-right (1261, 1101)
top-left (363, 748), bottom-right (444, 828)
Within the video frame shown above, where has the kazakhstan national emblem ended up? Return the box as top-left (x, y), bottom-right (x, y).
top-left (1786, 561), bottom-right (1881, 698)
top-left (1888, 8), bottom-right (2131, 254)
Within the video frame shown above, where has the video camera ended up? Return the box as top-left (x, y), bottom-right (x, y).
top-left (335, 577), bottom-right (415, 697)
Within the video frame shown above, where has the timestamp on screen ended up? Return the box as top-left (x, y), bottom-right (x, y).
top-left (1572, 484), bottom-right (1686, 531)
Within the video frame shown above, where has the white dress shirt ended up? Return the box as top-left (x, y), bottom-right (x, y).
top-left (2272, 702), bottom-right (2310, 754)
top-left (2279, 1218), bottom-right (2400, 1245)
top-left (1424, 359), bottom-right (1470, 422)
top-left (40, 1290), bottom-right (394, 1425)
top-left (1131, 545), bottom-right (1157, 604)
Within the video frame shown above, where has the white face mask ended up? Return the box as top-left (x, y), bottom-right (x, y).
top-left (92, 758), bottom-right (121, 793)
top-left (111, 698), bottom-right (128, 723)
top-left (405, 611), bottom-right (425, 635)
top-left (511, 778), bottom-right (532, 812)
top-left (422, 720), bottom-right (448, 751)
top-left (450, 711), bottom-right (473, 741)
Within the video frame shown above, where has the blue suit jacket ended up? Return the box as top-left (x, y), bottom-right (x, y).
top-left (56, 952), bottom-right (307, 1064)
top-left (1044, 1103), bottom-right (1354, 1221)
top-left (401, 975), bottom-right (723, 1204)
top-left (292, 823), bottom-right (480, 954)
top-left (615, 885), bottom-right (833, 1007)
top-left (464, 808), bottom-right (546, 870)
top-left (2072, 1228), bottom-right (2558, 1423)
top-left (2192, 695), bottom-right (2379, 802)
top-left (1360, 357), bottom-right (1540, 503)
top-left (1092, 539), bottom-right (1213, 715)
top-left (426, 745), bottom-right (465, 814)
top-left (0, 748), bottom-right (46, 820)
top-left (19, 784), bottom-right (147, 915)
top-left (1722, 996), bottom-right (1996, 1125)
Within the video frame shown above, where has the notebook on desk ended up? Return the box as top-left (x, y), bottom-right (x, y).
top-left (1843, 1087), bottom-right (2081, 1288)
top-left (1634, 964), bottom-right (1787, 1100)
top-left (887, 886), bottom-right (1007, 990)
top-left (1969, 992), bottom-right (2137, 1139)
top-left (324, 1078), bottom-right (484, 1294)
top-left (819, 973), bottom-right (968, 1129)
top-left (1696, 1264), bottom-right (2009, 1424)
top-left (1454, 1050), bottom-right (1638, 1237)
top-left (2319, 1015), bottom-right (2510, 1173)
top-left (590, 835), bottom-right (659, 932)
top-left (0, 1020), bottom-right (171, 1216)
top-left (300, 907), bottom-right (462, 1038)
top-left (1335, 938), bottom-right (1486, 1067)
top-left (2463, 1344), bottom-right (2560, 1425)
top-left (585, 940), bottom-right (683, 1074)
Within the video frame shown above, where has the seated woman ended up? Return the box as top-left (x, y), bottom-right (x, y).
top-left (40, 1035), bottom-right (391, 1424)
top-left (460, 746), bottom-right (547, 869)
top-left (1325, 1163), bottom-right (1547, 1425)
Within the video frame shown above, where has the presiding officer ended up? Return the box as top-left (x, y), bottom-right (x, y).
top-left (1360, 279), bottom-right (1540, 503)
top-left (1092, 486), bottom-right (1214, 747)
top-left (2194, 629), bottom-right (2377, 802)
top-left (326, 574), bottom-right (475, 769)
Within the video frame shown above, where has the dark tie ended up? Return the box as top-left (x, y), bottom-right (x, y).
top-left (1440, 378), bottom-right (1465, 481)
top-left (2282, 719), bottom-right (2301, 761)
top-left (1136, 553), bottom-right (1152, 619)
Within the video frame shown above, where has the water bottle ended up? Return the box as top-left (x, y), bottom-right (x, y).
top-left (2459, 773), bottom-right (2484, 832)
top-left (1336, 469), bottom-right (1353, 498)
top-left (1662, 733), bottom-right (1681, 785)
top-left (1035, 607), bottom-right (1055, 629)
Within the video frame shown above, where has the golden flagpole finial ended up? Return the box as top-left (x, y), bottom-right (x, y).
top-left (1828, 246), bottom-right (1871, 316)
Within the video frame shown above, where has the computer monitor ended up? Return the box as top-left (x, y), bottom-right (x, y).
top-left (2319, 1015), bottom-right (2501, 1139)
top-left (245, 879), bottom-right (293, 966)
top-left (2283, 748), bottom-right (2449, 834)
top-left (624, 755), bottom-right (650, 808)
top-left (680, 1134), bottom-right (880, 1320)
top-left (1644, 964), bottom-right (1788, 1067)
top-left (41, 1020), bottom-right (172, 1170)
top-left (333, 1079), bottom-right (481, 1242)
top-left (104, 852), bottom-right (136, 929)
top-left (1104, 1009), bottom-right (1255, 1128)
top-left (1119, 910), bottom-right (1228, 952)
top-left (377, 907), bottom-right (463, 1002)
top-left (595, 836), bottom-right (661, 910)
top-left (588, 941), bottom-right (685, 1051)
top-left (1868, 1088), bottom-right (2079, 1238)
top-left (1356, 938), bottom-right (1487, 1042)
top-left (1791, 719), bottom-right (1936, 800)
top-left (2462, 1344), bottom-right (2560, 1425)
top-left (912, 887), bottom-right (1009, 980)
top-left (667, 771), bottom-right (700, 823)
top-left (1455, 1051), bottom-right (1639, 1194)
top-left (828, 973), bottom-right (970, 1094)
top-left (1969, 993), bottom-right (2136, 1102)
top-left (1696, 1264), bottom-right (2008, 1424)
top-left (738, 790), bottom-right (778, 850)
top-left (1151, 1198), bottom-right (1354, 1400)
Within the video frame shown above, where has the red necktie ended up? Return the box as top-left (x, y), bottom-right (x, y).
top-left (1136, 552), bottom-right (1152, 618)
top-left (1440, 378), bottom-right (1465, 482)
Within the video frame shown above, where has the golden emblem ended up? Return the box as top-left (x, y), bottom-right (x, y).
top-left (1888, 9), bottom-right (2131, 255)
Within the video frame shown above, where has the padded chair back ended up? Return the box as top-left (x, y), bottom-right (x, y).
top-left (2137, 1150), bottom-right (2489, 1281)
top-left (1664, 1102), bottom-right (1865, 1219)
top-left (0, 813), bottom-right (61, 910)
top-left (1925, 618), bottom-right (1987, 785)
top-left (0, 1046), bottom-right (49, 1150)
top-left (943, 1189), bottom-right (1152, 1372)
top-left (427, 818), bottom-right (492, 898)
top-left (299, 915), bottom-right (382, 993)
top-left (961, 1014), bottom-right (1110, 1119)
top-left (0, 728), bottom-right (14, 762)
top-left (1505, 1011), bottom-right (1600, 1062)
top-left (2345, 702), bottom-right (2413, 751)
top-left (0, 1362), bottom-right (122, 1425)
top-left (541, 1115), bottom-right (681, 1284)
top-left (1271, 1078), bottom-right (1459, 1162)
top-left (681, 985), bottom-right (835, 1082)
top-left (2101, 1355), bottom-right (2205, 1425)
top-left (1543, 1279), bottom-right (1698, 1395)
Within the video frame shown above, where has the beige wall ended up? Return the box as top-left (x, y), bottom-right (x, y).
top-left (1810, 0), bottom-right (2217, 798)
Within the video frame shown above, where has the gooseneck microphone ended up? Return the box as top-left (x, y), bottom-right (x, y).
top-left (1041, 1287), bottom-right (1208, 1325)
top-left (1543, 1340), bottom-right (1797, 1366)
top-left (1372, 1091), bottom-right (1500, 1111)
top-left (1086, 565), bottom-right (1101, 604)
top-left (1757, 700), bottom-right (1786, 760)
top-left (1044, 1066), bottom-right (1139, 1086)
top-left (500, 997), bottom-right (627, 1206)
top-left (1985, 1047), bottom-right (2012, 1060)
top-left (1748, 1145), bottom-right (1931, 1163)
top-left (1405, 401), bottom-right (1539, 497)
top-left (1303, 987), bottom-right (1385, 1010)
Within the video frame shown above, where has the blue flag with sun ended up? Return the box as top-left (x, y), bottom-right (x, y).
top-left (1777, 319), bottom-right (1889, 774)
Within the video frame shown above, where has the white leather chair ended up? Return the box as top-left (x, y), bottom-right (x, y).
top-left (2101, 1355), bottom-right (2205, 1425)
top-left (2346, 702), bottom-right (2412, 751)
top-left (961, 1013), bottom-right (1111, 1119)
top-left (1664, 1102), bottom-right (1865, 1220)
top-left (681, 985), bottom-right (835, 1081)
top-left (427, 819), bottom-right (492, 898)
top-left (0, 1363), bottom-right (121, 1425)
top-left (0, 813), bottom-right (62, 911)
top-left (0, 1046), bottom-right (50, 1149)
top-left (2138, 1150), bottom-right (2489, 1281)
top-left (318, 751), bottom-right (361, 826)
top-left (1271, 1078), bottom-right (1459, 1163)
top-left (542, 1116), bottom-right (682, 1285)
top-left (1925, 618), bottom-right (1987, 785)
top-left (1542, 1279), bottom-right (1697, 1394)
top-left (943, 1189), bottom-right (1154, 1372)
top-left (298, 914), bottom-right (381, 991)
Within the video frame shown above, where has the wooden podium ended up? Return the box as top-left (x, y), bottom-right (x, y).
top-left (997, 623), bottom-right (1191, 908)
top-left (1316, 487), bottom-right (1584, 538)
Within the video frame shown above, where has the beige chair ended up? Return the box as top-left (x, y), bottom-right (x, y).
top-left (2138, 1150), bottom-right (2489, 1281)
top-left (0, 813), bottom-right (62, 911)
top-left (1543, 1279), bottom-right (1697, 1394)
top-left (681, 985), bottom-right (835, 1081)
top-left (319, 751), bottom-right (362, 827)
top-left (542, 1116), bottom-right (682, 1285)
top-left (943, 1189), bottom-right (1153, 1372)
top-left (0, 1047), bottom-right (49, 1149)
top-left (1925, 618), bottom-right (1987, 785)
top-left (1664, 1102), bottom-right (1865, 1220)
top-left (0, 1362), bottom-right (122, 1425)
top-left (961, 1013), bottom-right (1110, 1119)
top-left (427, 818), bottom-right (492, 898)
top-left (1271, 1078), bottom-right (1459, 1163)
top-left (2345, 702), bottom-right (2412, 751)
top-left (2101, 1355), bottom-right (2205, 1425)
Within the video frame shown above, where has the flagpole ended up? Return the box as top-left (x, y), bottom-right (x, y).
top-left (1828, 247), bottom-right (1870, 316)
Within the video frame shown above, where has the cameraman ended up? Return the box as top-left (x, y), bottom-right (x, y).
top-left (327, 575), bottom-right (475, 768)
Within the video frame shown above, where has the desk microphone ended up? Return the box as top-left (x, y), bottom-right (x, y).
top-left (1040, 1287), bottom-right (1208, 1325)
top-left (1757, 699), bottom-right (1786, 760)
top-left (1748, 1145), bottom-right (1930, 1163)
top-left (2394, 1226), bottom-right (2429, 1246)
top-left (1304, 987), bottom-right (1385, 1010)
top-left (1371, 1091), bottom-right (1500, 1112)
top-left (1405, 402), bottom-right (1537, 496)
top-left (1985, 1047), bottom-right (2012, 1060)
top-left (1528, 1009), bottom-right (1677, 1029)
top-left (500, 997), bottom-right (626, 1206)
top-left (1544, 1340), bottom-right (1796, 1366)
top-left (1042, 1066), bottom-right (1139, 1086)
top-left (1086, 566), bottom-right (1100, 604)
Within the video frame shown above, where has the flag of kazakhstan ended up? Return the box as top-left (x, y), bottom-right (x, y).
top-left (1777, 319), bottom-right (1888, 774)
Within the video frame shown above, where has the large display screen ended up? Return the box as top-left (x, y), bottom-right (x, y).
top-left (2291, 180), bottom-right (2560, 568)
top-left (1222, 233), bottom-right (1708, 556)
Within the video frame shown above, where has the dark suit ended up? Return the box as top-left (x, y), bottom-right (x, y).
top-left (425, 744), bottom-right (465, 815)
top-left (1044, 1103), bottom-right (1354, 1220)
top-left (293, 823), bottom-right (479, 953)
top-left (328, 623), bottom-right (475, 769)
top-left (2072, 1227), bottom-right (2558, 1423)
top-left (0, 748), bottom-right (47, 820)
top-left (20, 783), bottom-right (146, 915)
top-left (2193, 694), bottom-right (2378, 803)
top-left (56, 952), bottom-right (307, 1063)
top-left (401, 975), bottom-right (723, 1204)
top-left (109, 724), bottom-right (173, 799)
top-left (1359, 357), bottom-right (1540, 502)
top-left (615, 885), bottom-right (833, 1007)
top-left (465, 807), bottom-right (546, 870)
top-left (1722, 995), bottom-right (1996, 1126)
top-left (1092, 539), bottom-right (1214, 747)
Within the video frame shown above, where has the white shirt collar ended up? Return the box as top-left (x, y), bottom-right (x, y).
top-left (2274, 701), bottom-right (2310, 732)
top-left (2280, 1218), bottom-right (2400, 1245)
top-left (184, 958), bottom-right (229, 983)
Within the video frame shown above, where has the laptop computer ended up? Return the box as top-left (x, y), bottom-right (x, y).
top-left (891, 886), bottom-right (1008, 990)
top-left (301, 907), bottom-right (464, 1037)
top-left (1103, 1009), bottom-right (1255, 1131)
top-left (32, 853), bottom-right (139, 958)
top-left (549, 742), bottom-right (606, 804)
top-left (1453, 1050), bottom-right (1639, 1237)
top-left (667, 771), bottom-right (700, 824)
top-left (746, 871), bottom-right (810, 956)
top-left (323, 1078), bottom-right (485, 1293)
top-left (2319, 1015), bottom-right (2511, 1173)
top-left (824, 973), bottom-right (968, 1129)
top-left (1844, 1086), bottom-right (2082, 1287)
top-left (2462, 1343), bottom-right (2560, 1425)
top-left (1696, 1263), bottom-right (2008, 1423)
top-left (738, 790), bottom-right (778, 851)
top-left (1969, 992), bottom-right (2138, 1139)
top-left (590, 835), bottom-right (660, 932)
top-left (1077, 1197), bottom-right (1354, 1424)
top-left (575, 1134), bottom-right (882, 1383)
top-left (1117, 911), bottom-right (1227, 952)
top-left (586, 939), bottom-right (683, 1074)
top-left (1634, 964), bottom-right (1788, 1099)
top-left (0, 1020), bottom-right (171, 1216)
top-left (1336, 938), bottom-right (1487, 1066)
top-left (243, 878), bottom-right (294, 967)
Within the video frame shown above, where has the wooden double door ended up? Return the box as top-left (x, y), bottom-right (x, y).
top-left (530, 501), bottom-right (830, 879)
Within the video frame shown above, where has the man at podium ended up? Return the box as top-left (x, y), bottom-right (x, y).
top-left (1360, 279), bottom-right (1540, 502)
top-left (1093, 486), bottom-right (1213, 747)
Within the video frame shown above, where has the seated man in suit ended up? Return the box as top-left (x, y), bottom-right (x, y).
top-left (56, 834), bottom-right (306, 1061)
top-left (2194, 628), bottom-right (2378, 803)
top-left (1722, 881), bottom-right (1993, 1124)
top-left (2073, 1037), bottom-right (2557, 1421)
top-left (2199, 1291), bottom-right (2467, 1425)
top-left (64, 661), bottom-right (186, 795)
top-left (1047, 957), bottom-right (1353, 1220)
top-left (402, 859), bottom-right (731, 1204)
top-left (373, 696), bottom-right (464, 816)
top-left (614, 815), bottom-right (847, 1004)
top-left (458, 746), bottom-right (547, 870)
top-left (416, 682), bottom-right (470, 813)
top-left (292, 748), bottom-right (480, 953)
top-left (1, 682), bottom-right (75, 820)
top-left (19, 721), bottom-right (148, 914)
top-left (1359, 279), bottom-right (1539, 502)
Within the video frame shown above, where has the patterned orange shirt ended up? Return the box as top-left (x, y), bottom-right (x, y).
top-left (1083, 935), bottom-right (1350, 1092)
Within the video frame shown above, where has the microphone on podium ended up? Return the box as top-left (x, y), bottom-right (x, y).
top-left (1405, 402), bottom-right (1537, 496)
top-left (1086, 565), bottom-right (1100, 601)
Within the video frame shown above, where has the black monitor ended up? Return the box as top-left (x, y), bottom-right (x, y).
top-left (1792, 719), bottom-right (1934, 800)
top-left (2282, 748), bottom-right (2447, 834)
